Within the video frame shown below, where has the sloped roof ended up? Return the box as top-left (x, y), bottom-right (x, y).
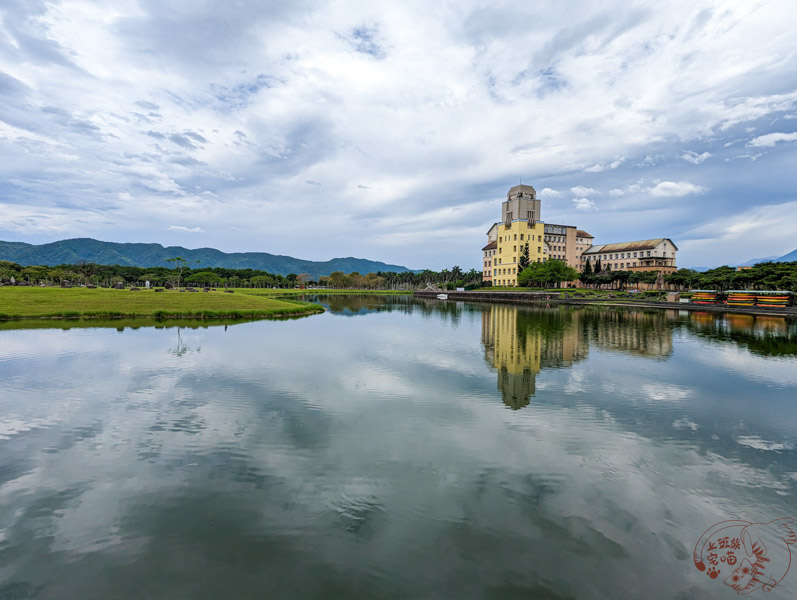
top-left (583, 238), bottom-right (678, 254)
top-left (575, 230), bottom-right (593, 238)
top-left (482, 240), bottom-right (498, 251)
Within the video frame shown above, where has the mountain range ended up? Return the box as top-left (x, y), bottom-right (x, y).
top-left (0, 238), bottom-right (412, 279)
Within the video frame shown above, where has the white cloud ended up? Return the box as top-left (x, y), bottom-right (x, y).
top-left (608, 179), bottom-right (705, 198)
top-left (726, 153), bottom-right (762, 162)
top-left (747, 132), bottom-right (797, 147)
top-left (539, 187), bottom-right (562, 199)
top-left (570, 186), bottom-right (598, 196)
top-left (572, 198), bottom-right (596, 211)
top-left (584, 157), bottom-right (625, 172)
top-left (168, 225), bottom-right (205, 233)
top-left (680, 151), bottom-right (711, 164)
top-left (648, 181), bottom-right (706, 197)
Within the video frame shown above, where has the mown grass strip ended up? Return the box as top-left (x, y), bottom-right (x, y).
top-left (0, 287), bottom-right (323, 321)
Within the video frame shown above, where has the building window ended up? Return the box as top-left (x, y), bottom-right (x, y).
top-left (514, 234), bottom-right (517, 240)
top-left (520, 234), bottom-right (524, 240)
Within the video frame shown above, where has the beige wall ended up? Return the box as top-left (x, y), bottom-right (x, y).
top-left (581, 239), bottom-right (677, 273)
top-left (482, 223), bottom-right (499, 282)
top-left (544, 224), bottom-right (593, 271)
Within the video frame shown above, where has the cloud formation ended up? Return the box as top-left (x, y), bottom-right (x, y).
top-left (748, 132), bottom-right (797, 147)
top-left (648, 181), bottom-right (706, 197)
top-left (680, 151), bottom-right (712, 164)
top-left (539, 188), bottom-right (562, 199)
top-left (168, 225), bottom-right (205, 234)
top-left (572, 198), bottom-right (596, 211)
top-left (0, 0), bottom-right (796, 269)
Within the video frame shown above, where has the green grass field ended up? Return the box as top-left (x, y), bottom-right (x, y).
top-left (0, 287), bottom-right (323, 320)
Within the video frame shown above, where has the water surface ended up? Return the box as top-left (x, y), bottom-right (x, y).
top-left (1, 298), bottom-right (796, 599)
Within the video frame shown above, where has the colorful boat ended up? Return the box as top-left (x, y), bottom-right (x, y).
top-left (755, 290), bottom-right (792, 308)
top-left (690, 290), bottom-right (718, 304)
top-left (725, 290), bottom-right (756, 307)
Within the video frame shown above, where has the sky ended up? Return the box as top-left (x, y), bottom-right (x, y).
top-left (1, 0), bottom-right (796, 271)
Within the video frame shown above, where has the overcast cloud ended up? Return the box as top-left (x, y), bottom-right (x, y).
top-left (1, 0), bottom-right (796, 269)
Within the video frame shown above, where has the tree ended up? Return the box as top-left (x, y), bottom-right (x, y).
top-left (518, 260), bottom-right (578, 288)
top-left (583, 259), bottom-right (592, 277)
top-left (613, 270), bottom-right (631, 290)
top-left (594, 258), bottom-right (602, 274)
top-left (327, 271), bottom-right (345, 288)
top-left (186, 271), bottom-right (222, 286)
top-left (518, 242), bottom-right (530, 274)
top-left (166, 257), bottom-right (199, 288)
top-left (249, 275), bottom-right (274, 288)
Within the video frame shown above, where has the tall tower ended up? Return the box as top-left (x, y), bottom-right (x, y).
top-left (502, 184), bottom-right (541, 225)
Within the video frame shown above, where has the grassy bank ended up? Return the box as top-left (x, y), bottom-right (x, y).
top-left (0, 287), bottom-right (323, 321)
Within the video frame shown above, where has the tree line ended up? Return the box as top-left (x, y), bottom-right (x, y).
top-left (519, 257), bottom-right (797, 291)
top-left (0, 260), bottom-right (483, 290)
top-left (2, 256), bottom-right (795, 291)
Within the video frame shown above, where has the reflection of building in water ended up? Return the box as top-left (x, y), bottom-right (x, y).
top-left (481, 305), bottom-right (540, 409)
top-left (587, 310), bottom-right (674, 358)
top-left (481, 305), bottom-right (587, 409)
top-left (540, 312), bottom-right (589, 369)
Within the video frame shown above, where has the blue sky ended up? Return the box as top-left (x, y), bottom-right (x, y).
top-left (1, 0), bottom-right (796, 270)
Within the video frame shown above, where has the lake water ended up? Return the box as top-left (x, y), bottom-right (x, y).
top-left (1, 297), bottom-right (796, 599)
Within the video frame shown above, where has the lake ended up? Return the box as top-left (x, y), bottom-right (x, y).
top-left (1, 296), bottom-right (796, 599)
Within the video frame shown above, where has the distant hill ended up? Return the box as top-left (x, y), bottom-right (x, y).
top-left (0, 238), bottom-right (412, 279)
top-left (736, 254), bottom-right (779, 267)
top-left (775, 249), bottom-right (797, 263)
top-left (730, 250), bottom-right (797, 268)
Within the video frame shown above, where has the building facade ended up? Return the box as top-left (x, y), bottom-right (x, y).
top-left (581, 238), bottom-right (678, 273)
top-left (490, 185), bottom-right (547, 287)
top-left (481, 223), bottom-right (499, 284)
top-left (482, 185), bottom-right (676, 284)
top-left (543, 224), bottom-right (593, 271)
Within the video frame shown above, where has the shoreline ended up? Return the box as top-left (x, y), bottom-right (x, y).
top-left (413, 290), bottom-right (797, 317)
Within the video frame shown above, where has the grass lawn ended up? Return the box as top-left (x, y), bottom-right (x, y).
top-left (0, 287), bottom-right (323, 320)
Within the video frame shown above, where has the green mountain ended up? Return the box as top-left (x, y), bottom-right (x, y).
top-left (0, 238), bottom-right (412, 279)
